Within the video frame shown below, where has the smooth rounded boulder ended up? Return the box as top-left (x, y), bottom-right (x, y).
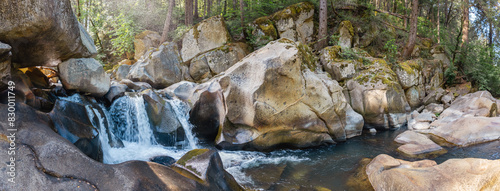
top-left (58, 58), bottom-right (111, 96)
top-left (215, 39), bottom-right (361, 151)
top-left (127, 42), bottom-right (183, 89)
top-left (0, 0), bottom-right (96, 67)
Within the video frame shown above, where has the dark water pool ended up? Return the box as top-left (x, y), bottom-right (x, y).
top-left (221, 127), bottom-right (500, 190)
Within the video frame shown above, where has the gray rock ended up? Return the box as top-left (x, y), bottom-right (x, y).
top-left (0, 41), bottom-right (11, 55)
top-left (115, 64), bottom-right (131, 81)
top-left (104, 82), bottom-right (128, 103)
top-left (345, 106), bottom-right (364, 138)
top-left (120, 79), bottom-right (153, 92)
top-left (127, 42), bottom-right (183, 89)
top-left (338, 21), bottom-right (354, 50)
top-left (58, 58), bottom-right (111, 96)
top-left (270, 2), bottom-right (314, 44)
top-left (134, 30), bottom-right (161, 60)
top-left (189, 43), bottom-right (248, 81)
top-left (0, 0), bottom-right (96, 67)
top-left (425, 103), bottom-right (444, 115)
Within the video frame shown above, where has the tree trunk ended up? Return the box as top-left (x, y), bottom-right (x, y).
top-left (207, 0), bottom-right (212, 17)
top-left (404, 0), bottom-right (408, 28)
top-left (437, 0), bottom-right (440, 43)
top-left (223, 0), bottom-right (227, 16)
top-left (445, 0), bottom-right (454, 27)
top-left (161, 0), bottom-right (175, 44)
top-left (489, 21), bottom-right (493, 47)
top-left (77, 0), bottom-right (81, 19)
top-left (460, 0), bottom-right (469, 47)
top-left (233, 0), bottom-right (237, 10)
top-left (239, 0), bottom-right (244, 28)
top-left (194, 0), bottom-right (199, 20)
top-left (316, 0), bottom-right (328, 50)
top-left (185, 0), bottom-right (194, 26)
top-left (402, 0), bottom-right (419, 59)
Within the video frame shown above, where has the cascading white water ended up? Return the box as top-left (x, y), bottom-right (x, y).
top-left (166, 99), bottom-right (198, 149)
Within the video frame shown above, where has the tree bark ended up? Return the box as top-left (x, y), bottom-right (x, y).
top-left (194, 0), bottom-right (199, 20)
top-left (185, 0), bottom-right (194, 26)
top-left (437, 0), bottom-right (440, 43)
top-left (402, 0), bottom-right (419, 59)
top-left (316, 0), bottom-right (328, 50)
top-left (445, 0), bottom-right (454, 27)
top-left (207, 0), bottom-right (212, 17)
top-left (161, 0), bottom-right (175, 44)
top-left (460, 0), bottom-right (469, 47)
top-left (239, 0), bottom-right (244, 28)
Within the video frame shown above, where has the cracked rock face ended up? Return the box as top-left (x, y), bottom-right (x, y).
top-left (0, 103), bottom-right (205, 191)
top-left (213, 39), bottom-right (363, 151)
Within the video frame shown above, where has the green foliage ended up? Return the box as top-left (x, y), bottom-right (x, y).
top-left (109, 13), bottom-right (137, 57)
top-left (383, 39), bottom-right (398, 64)
top-left (329, 34), bottom-right (340, 46)
top-left (460, 42), bottom-right (500, 96)
top-left (340, 48), bottom-right (371, 65)
top-left (170, 24), bottom-right (191, 41)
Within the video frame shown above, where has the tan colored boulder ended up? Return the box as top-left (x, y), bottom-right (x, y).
top-left (270, 2), bottom-right (314, 44)
top-left (0, 0), bottom-right (96, 67)
top-left (181, 16), bottom-right (232, 62)
top-left (395, 59), bottom-right (423, 89)
top-left (430, 91), bottom-right (498, 128)
top-left (367, 154), bottom-right (500, 191)
top-left (189, 82), bottom-right (227, 142)
top-left (215, 39), bottom-right (357, 150)
top-left (127, 42), bottom-right (183, 88)
top-left (394, 131), bottom-right (444, 157)
top-left (58, 58), bottom-right (111, 96)
top-left (189, 43), bottom-right (248, 82)
top-left (428, 117), bottom-right (500, 147)
top-left (134, 30), bottom-right (161, 60)
top-left (346, 58), bottom-right (410, 129)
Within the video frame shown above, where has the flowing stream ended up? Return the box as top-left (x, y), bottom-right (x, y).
top-left (63, 94), bottom-right (500, 190)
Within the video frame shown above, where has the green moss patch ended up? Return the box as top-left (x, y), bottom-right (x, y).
top-left (271, 2), bottom-right (314, 21)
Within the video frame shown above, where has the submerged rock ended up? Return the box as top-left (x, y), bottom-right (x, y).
top-left (367, 154), bottom-right (500, 191)
top-left (172, 149), bottom-right (244, 191)
top-left (58, 58), bottom-right (111, 96)
top-left (127, 42), bottom-right (183, 89)
top-left (215, 39), bottom-right (360, 151)
top-left (180, 16), bottom-right (232, 62)
top-left (346, 58), bottom-right (410, 130)
top-left (0, 0), bottom-right (96, 67)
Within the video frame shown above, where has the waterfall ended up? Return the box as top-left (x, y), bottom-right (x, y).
top-left (166, 99), bottom-right (198, 149)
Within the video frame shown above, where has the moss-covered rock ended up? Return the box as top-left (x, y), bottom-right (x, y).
top-left (270, 2), bottom-right (314, 44)
top-left (248, 16), bottom-right (278, 49)
top-left (339, 21), bottom-right (355, 49)
top-left (395, 58), bottom-right (423, 89)
top-left (346, 58), bottom-right (410, 130)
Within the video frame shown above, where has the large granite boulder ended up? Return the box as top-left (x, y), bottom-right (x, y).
top-left (180, 16), bottom-right (232, 62)
top-left (0, 103), bottom-right (208, 190)
top-left (134, 30), bottom-right (161, 60)
top-left (0, 0), bottom-right (96, 67)
top-left (172, 149), bottom-right (244, 191)
top-left (127, 42), bottom-right (183, 89)
top-left (248, 16), bottom-right (278, 49)
top-left (215, 39), bottom-right (362, 151)
top-left (428, 116), bottom-right (500, 147)
top-left (58, 58), bottom-right (111, 96)
top-left (367, 154), bottom-right (500, 191)
top-left (346, 58), bottom-right (410, 130)
top-left (188, 43), bottom-right (248, 82)
top-left (270, 2), bottom-right (314, 44)
top-left (429, 91), bottom-right (498, 128)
